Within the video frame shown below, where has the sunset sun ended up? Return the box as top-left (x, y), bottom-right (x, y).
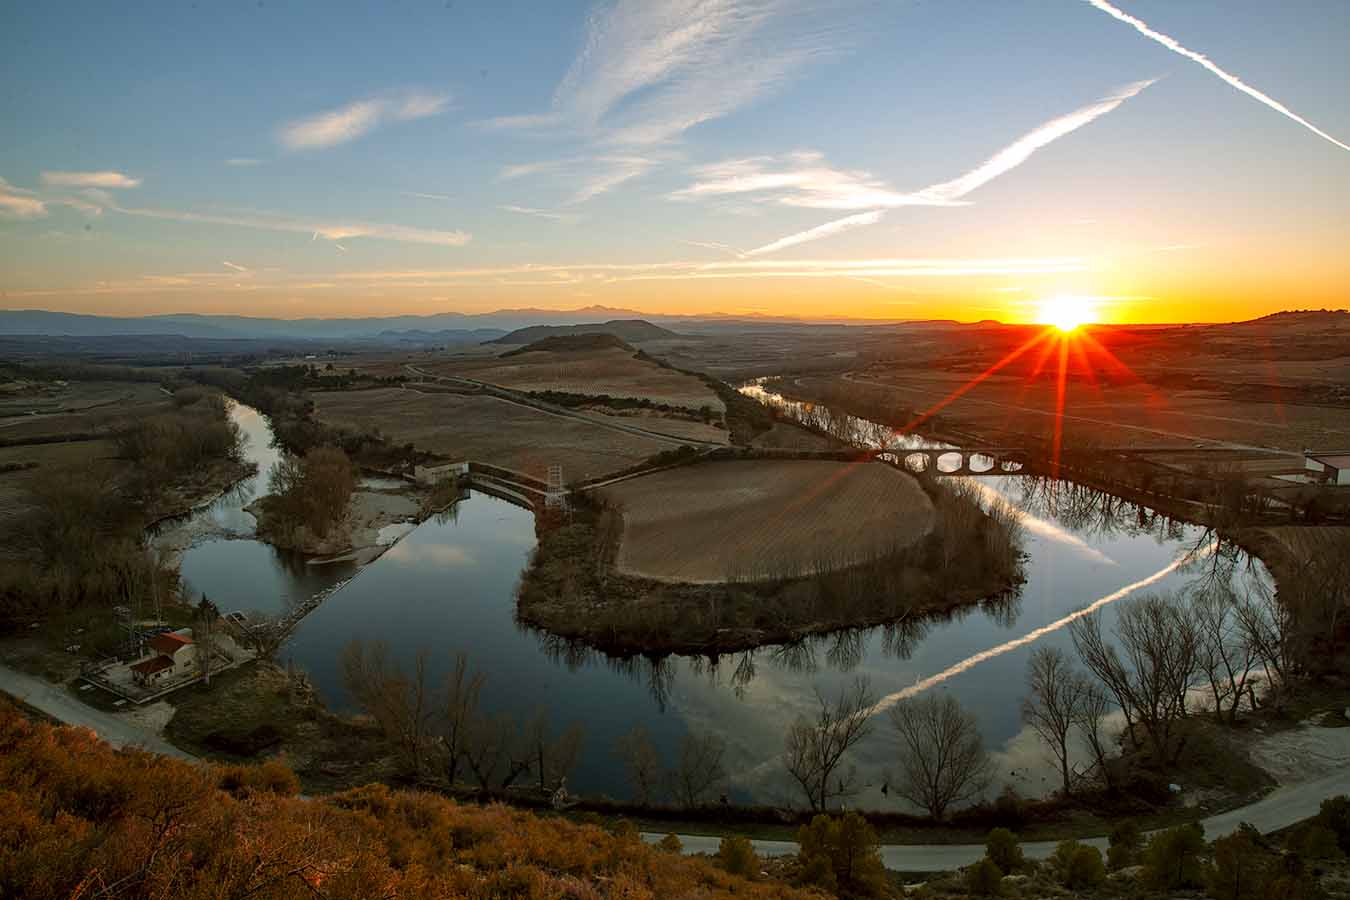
top-left (1037, 294), bottom-right (1097, 332)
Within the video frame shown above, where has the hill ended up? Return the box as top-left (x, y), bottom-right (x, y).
top-left (489, 319), bottom-right (679, 345)
top-left (500, 332), bottom-right (636, 357)
top-left (0, 701), bottom-right (813, 899)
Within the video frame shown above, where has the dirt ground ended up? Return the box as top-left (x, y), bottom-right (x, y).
top-left (313, 387), bottom-right (676, 481)
top-left (600, 459), bottom-right (935, 582)
top-left (426, 346), bottom-right (725, 412)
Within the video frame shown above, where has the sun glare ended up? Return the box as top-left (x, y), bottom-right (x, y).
top-left (1037, 294), bottom-right (1096, 332)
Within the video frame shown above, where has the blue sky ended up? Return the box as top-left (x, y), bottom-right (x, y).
top-left (1, 1), bottom-right (1347, 322)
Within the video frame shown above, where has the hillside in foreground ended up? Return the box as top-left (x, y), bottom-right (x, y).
top-left (0, 702), bottom-right (814, 899)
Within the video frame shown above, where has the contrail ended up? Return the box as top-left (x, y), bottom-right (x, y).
top-left (865, 539), bottom-right (1216, 718)
top-left (1085, 0), bottom-right (1350, 153)
top-left (746, 210), bottom-right (884, 256)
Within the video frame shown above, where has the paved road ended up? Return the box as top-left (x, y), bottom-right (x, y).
top-left (0, 662), bottom-right (195, 761)
top-left (645, 768), bottom-right (1350, 872)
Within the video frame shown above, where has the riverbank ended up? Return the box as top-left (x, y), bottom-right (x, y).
top-left (246, 484), bottom-right (425, 564)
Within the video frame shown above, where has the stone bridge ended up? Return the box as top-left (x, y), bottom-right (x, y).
top-left (871, 447), bottom-right (1028, 476)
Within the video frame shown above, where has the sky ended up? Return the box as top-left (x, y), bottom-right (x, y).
top-left (1, 1), bottom-right (1347, 324)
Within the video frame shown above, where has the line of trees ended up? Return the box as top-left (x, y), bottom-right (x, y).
top-left (340, 639), bottom-right (586, 795)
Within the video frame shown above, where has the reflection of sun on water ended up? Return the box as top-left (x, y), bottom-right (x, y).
top-left (1037, 294), bottom-right (1097, 332)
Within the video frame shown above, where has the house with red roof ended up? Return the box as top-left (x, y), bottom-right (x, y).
top-left (130, 629), bottom-right (198, 687)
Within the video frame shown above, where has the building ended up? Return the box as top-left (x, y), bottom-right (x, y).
top-left (129, 629), bottom-right (197, 687)
top-left (1305, 452), bottom-right (1350, 486)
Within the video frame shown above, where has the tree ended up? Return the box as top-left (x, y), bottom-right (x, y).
top-left (522, 708), bottom-right (584, 794)
top-left (796, 812), bottom-right (888, 898)
top-left (462, 711), bottom-right (532, 790)
top-left (196, 594), bottom-right (220, 687)
top-left (669, 732), bottom-right (726, 808)
top-left (985, 828), bottom-right (1023, 875)
top-left (340, 639), bottom-right (436, 776)
top-left (784, 677), bottom-right (876, 811)
top-left (888, 693), bottom-right (992, 820)
top-left (1142, 823), bottom-right (1206, 890)
top-left (1074, 680), bottom-right (1116, 791)
top-left (1051, 840), bottom-right (1105, 889)
top-left (716, 836), bottom-right (758, 880)
top-left (1235, 581), bottom-right (1297, 706)
top-left (615, 725), bottom-right (664, 805)
top-left (1190, 585), bottom-right (1261, 723)
top-left (1069, 595), bottom-right (1199, 764)
top-left (1106, 820), bottom-right (1142, 870)
top-left (1208, 825), bottom-right (1273, 900)
top-left (965, 858), bottom-right (1003, 896)
top-left (439, 652), bottom-right (484, 786)
top-left (1021, 647), bottom-right (1087, 796)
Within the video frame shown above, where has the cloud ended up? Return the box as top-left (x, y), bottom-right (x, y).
top-left (0, 178), bottom-right (47, 219)
top-left (278, 89), bottom-right (451, 150)
top-left (745, 210), bottom-right (883, 256)
top-left (402, 191), bottom-right (454, 202)
top-left (111, 204), bottom-right (471, 247)
top-left (499, 154), bottom-right (658, 204)
top-left (225, 158), bottom-right (263, 167)
top-left (568, 156), bottom-right (656, 203)
top-left (1084, 0), bottom-right (1350, 153)
top-left (41, 170), bottom-right (141, 189)
top-left (692, 79), bottom-right (1155, 254)
top-left (500, 205), bottom-right (576, 223)
top-left (481, 0), bottom-right (846, 146)
top-left (221, 260), bottom-right (249, 273)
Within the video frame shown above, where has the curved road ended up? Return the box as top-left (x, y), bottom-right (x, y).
top-left (5, 663), bottom-right (1343, 873)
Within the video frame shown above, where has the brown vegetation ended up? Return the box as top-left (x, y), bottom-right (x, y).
top-left (0, 700), bottom-right (818, 899)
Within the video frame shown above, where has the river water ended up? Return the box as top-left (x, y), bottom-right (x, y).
top-left (171, 395), bottom-right (1266, 807)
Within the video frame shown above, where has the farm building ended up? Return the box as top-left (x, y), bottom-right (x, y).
top-left (129, 629), bottom-right (198, 687)
top-left (1305, 452), bottom-right (1350, 486)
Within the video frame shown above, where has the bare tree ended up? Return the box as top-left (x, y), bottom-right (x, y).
top-left (1069, 595), bottom-right (1199, 765)
top-left (462, 711), bottom-right (532, 790)
top-left (1073, 680), bottom-right (1116, 790)
top-left (522, 708), bottom-right (585, 794)
top-left (669, 732), bottom-right (726, 808)
top-left (1190, 586), bottom-right (1260, 724)
top-left (340, 639), bottom-right (436, 776)
top-left (439, 652), bottom-right (484, 786)
top-left (784, 677), bottom-right (876, 811)
top-left (615, 725), bottom-right (664, 805)
top-left (888, 693), bottom-right (992, 820)
top-left (1235, 581), bottom-right (1296, 707)
top-left (1021, 647), bottom-right (1087, 796)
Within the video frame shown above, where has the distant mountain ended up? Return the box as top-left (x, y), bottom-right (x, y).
top-left (488, 319), bottom-right (679, 345)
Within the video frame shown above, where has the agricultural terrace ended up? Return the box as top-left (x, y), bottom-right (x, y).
top-left (311, 386), bottom-right (679, 481)
top-left (600, 459), bottom-right (935, 582)
top-left (427, 345), bottom-right (726, 413)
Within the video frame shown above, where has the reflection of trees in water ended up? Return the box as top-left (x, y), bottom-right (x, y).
top-left (981, 590), bottom-right (1023, 629)
top-left (1016, 474), bottom-right (1188, 543)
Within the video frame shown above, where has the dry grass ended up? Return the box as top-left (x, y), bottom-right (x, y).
top-left (313, 387), bottom-right (676, 481)
top-left (0, 439), bottom-right (121, 555)
top-left (430, 346), bottom-right (725, 412)
top-left (0, 381), bottom-right (170, 443)
top-left (600, 459), bottom-right (935, 582)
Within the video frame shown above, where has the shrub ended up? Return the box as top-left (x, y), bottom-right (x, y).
top-left (795, 812), bottom-right (888, 898)
top-left (1208, 827), bottom-right (1273, 900)
top-left (965, 857), bottom-right (1003, 896)
top-left (1107, 819), bottom-right (1142, 869)
top-left (985, 827), bottom-right (1023, 875)
top-left (1315, 795), bottom-right (1350, 854)
top-left (717, 835), bottom-right (758, 880)
top-left (1142, 822), bottom-right (1206, 890)
top-left (1051, 840), bottom-right (1105, 889)
top-left (1295, 823), bottom-right (1342, 860)
top-left (657, 833), bottom-right (682, 854)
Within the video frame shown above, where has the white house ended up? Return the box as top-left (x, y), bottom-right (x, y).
top-left (1305, 452), bottom-right (1350, 486)
top-left (130, 629), bottom-right (197, 687)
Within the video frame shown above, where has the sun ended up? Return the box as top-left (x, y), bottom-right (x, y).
top-left (1036, 294), bottom-right (1097, 333)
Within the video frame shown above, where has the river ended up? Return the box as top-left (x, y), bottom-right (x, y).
top-left (168, 394), bottom-right (1267, 808)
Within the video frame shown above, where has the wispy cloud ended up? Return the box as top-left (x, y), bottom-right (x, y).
top-left (498, 154), bottom-right (659, 204)
top-left (41, 170), bottom-right (141, 189)
top-left (0, 178), bottom-right (47, 219)
top-left (481, 0), bottom-right (846, 147)
top-left (221, 260), bottom-right (250, 273)
top-left (402, 191), bottom-right (454, 202)
top-left (110, 204), bottom-right (471, 247)
top-left (692, 79), bottom-right (1155, 254)
top-left (1085, 0), bottom-right (1350, 153)
top-left (500, 205), bottom-right (578, 224)
top-left (224, 157), bottom-right (263, 167)
top-left (745, 209), bottom-right (883, 256)
top-left (278, 89), bottom-right (451, 150)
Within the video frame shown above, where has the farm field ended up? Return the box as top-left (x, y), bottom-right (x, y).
top-left (312, 387), bottom-right (678, 481)
top-left (0, 381), bottom-right (170, 443)
top-left (0, 439), bottom-right (120, 556)
top-left (599, 459), bottom-right (934, 582)
top-left (426, 346), bottom-right (725, 412)
top-left (584, 410), bottom-right (728, 444)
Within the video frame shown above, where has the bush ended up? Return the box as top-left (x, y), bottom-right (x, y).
top-left (965, 857), bottom-right (1003, 896)
top-left (1315, 795), bottom-right (1350, 854)
top-left (795, 812), bottom-right (888, 898)
top-left (1142, 822), bottom-right (1206, 890)
top-left (1051, 840), bottom-right (1105, 889)
top-left (657, 833), bottom-right (682, 854)
top-left (1208, 827), bottom-right (1273, 900)
top-left (1295, 823), bottom-right (1343, 860)
top-left (1107, 819), bottom-right (1142, 869)
top-left (717, 835), bottom-right (758, 880)
top-left (985, 827), bottom-right (1023, 875)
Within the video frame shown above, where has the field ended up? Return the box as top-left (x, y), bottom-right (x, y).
top-left (599, 459), bottom-right (934, 582)
top-left (312, 387), bottom-right (680, 481)
top-left (0, 439), bottom-right (121, 557)
top-left (426, 346), bottom-right (725, 412)
top-left (0, 380), bottom-right (169, 443)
